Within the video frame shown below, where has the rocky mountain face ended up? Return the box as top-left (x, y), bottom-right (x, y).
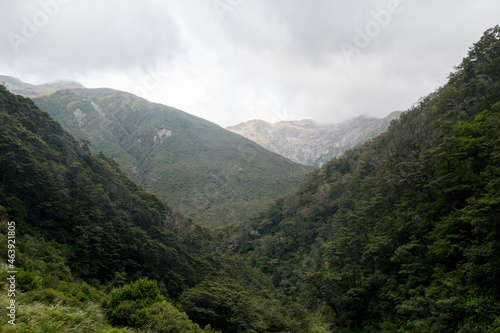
top-left (2, 79), bottom-right (312, 229)
top-left (227, 112), bottom-right (402, 167)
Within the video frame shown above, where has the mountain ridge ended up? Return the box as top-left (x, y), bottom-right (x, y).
top-left (0, 75), bottom-right (83, 97)
top-left (227, 111), bottom-right (402, 166)
top-left (0, 84), bottom-right (309, 332)
top-left (26, 84), bottom-right (313, 228)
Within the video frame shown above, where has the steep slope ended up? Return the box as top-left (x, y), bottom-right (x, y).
top-left (225, 26), bottom-right (500, 331)
top-left (0, 84), bottom-right (210, 295)
top-left (31, 88), bottom-right (313, 228)
top-left (0, 86), bottom-right (314, 332)
top-left (0, 87), bottom-right (213, 294)
top-left (226, 112), bottom-right (401, 166)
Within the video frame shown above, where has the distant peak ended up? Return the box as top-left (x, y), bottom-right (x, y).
top-left (0, 75), bottom-right (22, 83)
top-left (0, 75), bottom-right (84, 98)
top-left (40, 80), bottom-right (85, 89)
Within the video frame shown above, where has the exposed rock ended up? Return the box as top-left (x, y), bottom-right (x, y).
top-left (227, 112), bottom-right (402, 166)
top-left (74, 108), bottom-right (85, 126)
top-left (153, 128), bottom-right (172, 144)
top-left (89, 100), bottom-right (106, 117)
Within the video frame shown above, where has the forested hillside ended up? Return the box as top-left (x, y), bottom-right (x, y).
top-left (32, 88), bottom-right (313, 228)
top-left (0, 84), bottom-right (210, 291)
top-left (0, 86), bottom-right (317, 332)
top-left (225, 26), bottom-right (500, 331)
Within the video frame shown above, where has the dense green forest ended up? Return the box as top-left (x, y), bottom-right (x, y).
top-left (1, 26), bottom-right (499, 332)
top-left (0, 85), bottom-right (319, 332)
top-left (223, 26), bottom-right (500, 331)
top-left (32, 88), bottom-right (313, 229)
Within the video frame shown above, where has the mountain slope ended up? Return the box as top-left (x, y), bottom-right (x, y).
top-left (0, 85), bottom-right (314, 332)
top-left (30, 87), bottom-right (313, 228)
top-left (224, 26), bottom-right (500, 331)
top-left (0, 84), bottom-right (209, 295)
top-left (226, 112), bottom-right (401, 167)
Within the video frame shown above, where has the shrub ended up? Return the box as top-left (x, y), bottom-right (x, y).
top-left (146, 301), bottom-right (205, 333)
top-left (106, 278), bottom-right (164, 328)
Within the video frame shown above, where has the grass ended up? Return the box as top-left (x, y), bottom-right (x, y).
top-left (0, 292), bottom-right (137, 333)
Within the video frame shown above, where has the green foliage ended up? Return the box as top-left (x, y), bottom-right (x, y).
top-left (106, 278), bottom-right (164, 327)
top-left (146, 301), bottom-right (207, 333)
top-left (62, 282), bottom-right (100, 303)
top-left (0, 86), bottom-right (212, 298)
top-left (15, 268), bottom-right (39, 292)
top-left (19, 288), bottom-right (66, 305)
top-left (0, 85), bottom-right (314, 331)
top-left (225, 25), bottom-right (500, 331)
top-left (0, 292), bottom-right (136, 333)
top-left (33, 89), bottom-right (313, 228)
top-left (180, 278), bottom-right (290, 333)
top-left (105, 278), bottom-right (213, 331)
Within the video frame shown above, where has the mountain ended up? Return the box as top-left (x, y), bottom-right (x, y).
top-left (0, 75), bottom-right (83, 97)
top-left (20, 85), bottom-right (313, 229)
top-left (0, 85), bottom-right (314, 332)
top-left (0, 84), bottom-right (208, 292)
top-left (222, 26), bottom-right (500, 331)
top-left (226, 112), bottom-right (402, 167)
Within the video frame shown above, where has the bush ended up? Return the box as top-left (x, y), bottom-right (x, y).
top-left (146, 301), bottom-right (205, 333)
top-left (109, 300), bottom-right (148, 328)
top-left (64, 282), bottom-right (99, 303)
top-left (106, 278), bottom-right (164, 328)
top-left (16, 268), bottom-right (40, 292)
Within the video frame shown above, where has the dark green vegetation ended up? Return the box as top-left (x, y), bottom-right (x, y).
top-left (0, 86), bottom-right (208, 292)
top-left (0, 85), bottom-right (321, 332)
top-left (32, 89), bottom-right (312, 228)
top-left (224, 26), bottom-right (500, 331)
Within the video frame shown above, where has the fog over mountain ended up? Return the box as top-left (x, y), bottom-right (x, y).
top-left (227, 112), bottom-right (402, 166)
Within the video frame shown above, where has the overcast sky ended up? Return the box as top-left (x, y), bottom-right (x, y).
top-left (1, 0), bottom-right (499, 127)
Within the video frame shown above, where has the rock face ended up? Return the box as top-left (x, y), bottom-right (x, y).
top-left (227, 112), bottom-right (402, 166)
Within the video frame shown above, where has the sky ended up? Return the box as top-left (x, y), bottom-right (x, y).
top-left (1, 0), bottom-right (499, 127)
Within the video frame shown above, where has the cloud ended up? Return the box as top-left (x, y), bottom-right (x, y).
top-left (1, 0), bottom-right (180, 79)
top-left (1, 0), bottom-right (500, 126)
